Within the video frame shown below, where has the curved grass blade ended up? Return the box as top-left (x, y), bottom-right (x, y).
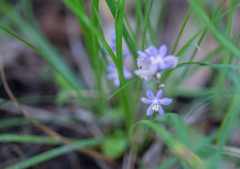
top-left (177, 61), bottom-right (240, 70)
top-left (171, 6), bottom-right (193, 55)
top-left (214, 99), bottom-right (240, 169)
top-left (141, 0), bottom-right (153, 51)
top-left (107, 77), bottom-right (140, 100)
top-left (154, 131), bottom-right (218, 169)
top-left (0, 24), bottom-right (80, 90)
top-left (175, 1), bottom-right (240, 58)
top-left (134, 0), bottom-right (143, 44)
top-left (129, 120), bottom-right (205, 168)
top-left (61, 0), bottom-right (119, 70)
top-left (0, 134), bottom-right (79, 145)
top-left (5, 137), bottom-right (104, 169)
top-left (115, 0), bottom-right (126, 73)
top-left (187, 0), bottom-right (240, 59)
top-left (115, 0), bottom-right (134, 129)
top-left (0, 1), bottom-right (84, 89)
top-left (105, 0), bottom-right (138, 59)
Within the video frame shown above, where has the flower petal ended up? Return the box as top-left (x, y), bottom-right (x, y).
top-left (150, 64), bottom-right (159, 75)
top-left (107, 73), bottom-right (114, 80)
top-left (141, 97), bottom-right (153, 104)
top-left (146, 90), bottom-right (155, 100)
top-left (123, 66), bottom-right (132, 79)
top-left (146, 104), bottom-right (154, 116)
top-left (163, 55), bottom-right (179, 68)
top-left (159, 98), bottom-right (172, 105)
top-left (147, 45), bottom-right (158, 56)
top-left (122, 50), bottom-right (130, 57)
top-left (159, 44), bottom-right (168, 57)
top-left (156, 90), bottom-right (163, 99)
top-left (137, 51), bottom-right (147, 58)
top-left (113, 78), bottom-right (120, 87)
top-left (159, 62), bottom-right (169, 70)
top-left (137, 58), bottom-right (149, 69)
top-left (158, 105), bottom-right (164, 116)
top-left (107, 64), bottom-right (117, 71)
top-left (111, 30), bottom-right (116, 43)
top-left (134, 69), bottom-right (152, 81)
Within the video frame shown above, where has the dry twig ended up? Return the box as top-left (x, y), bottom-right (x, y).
top-left (0, 53), bottom-right (114, 165)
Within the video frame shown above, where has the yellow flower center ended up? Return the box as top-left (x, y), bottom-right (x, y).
top-left (152, 104), bottom-right (159, 111)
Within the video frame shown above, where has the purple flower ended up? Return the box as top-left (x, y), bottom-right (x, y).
top-left (104, 31), bottom-right (130, 58)
top-left (107, 64), bottom-right (132, 87)
top-left (134, 45), bottom-right (178, 80)
top-left (146, 45), bottom-right (178, 75)
top-left (134, 58), bottom-right (152, 81)
top-left (141, 90), bottom-right (172, 116)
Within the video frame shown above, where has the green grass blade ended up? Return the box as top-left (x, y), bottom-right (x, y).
top-left (107, 77), bottom-right (140, 100)
top-left (130, 120), bottom-right (205, 168)
top-left (115, 0), bottom-right (126, 73)
top-left (171, 6), bottom-right (193, 55)
top-left (134, 0), bottom-right (143, 44)
top-left (0, 134), bottom-right (79, 145)
top-left (214, 99), bottom-right (240, 168)
top-left (105, 0), bottom-right (138, 59)
top-left (187, 0), bottom-right (240, 59)
top-left (0, 24), bottom-right (81, 89)
top-left (141, 0), bottom-right (153, 51)
top-left (61, 0), bottom-right (119, 70)
top-left (5, 137), bottom-right (104, 169)
top-left (0, 1), bottom-right (84, 89)
top-left (177, 61), bottom-right (240, 70)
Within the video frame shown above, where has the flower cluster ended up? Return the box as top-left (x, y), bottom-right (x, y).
top-left (105, 31), bottom-right (175, 116)
top-left (104, 31), bottom-right (130, 58)
top-left (134, 45), bottom-right (178, 81)
top-left (107, 64), bottom-right (132, 87)
top-left (106, 31), bottom-right (132, 87)
top-left (135, 45), bottom-right (177, 116)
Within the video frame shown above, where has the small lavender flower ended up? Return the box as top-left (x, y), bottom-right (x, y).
top-left (141, 90), bottom-right (172, 116)
top-left (104, 31), bottom-right (130, 58)
top-left (134, 44), bottom-right (178, 80)
top-left (107, 64), bottom-right (132, 87)
top-left (134, 57), bottom-right (152, 81)
top-left (146, 45), bottom-right (178, 75)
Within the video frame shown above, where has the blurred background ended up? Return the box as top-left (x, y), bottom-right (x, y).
top-left (0, 0), bottom-right (240, 169)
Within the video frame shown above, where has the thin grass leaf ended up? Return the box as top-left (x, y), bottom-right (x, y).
top-left (214, 99), bottom-right (240, 168)
top-left (171, 6), bottom-right (193, 55)
top-left (148, 19), bottom-right (156, 45)
top-left (5, 137), bottom-right (104, 169)
top-left (175, 1), bottom-right (240, 58)
top-left (62, 0), bottom-right (119, 70)
top-left (108, 77), bottom-right (140, 100)
top-left (0, 1), bottom-right (84, 89)
top-left (134, 0), bottom-right (143, 44)
top-left (130, 120), bottom-right (205, 168)
top-left (0, 24), bottom-right (80, 90)
top-left (0, 134), bottom-right (79, 145)
top-left (105, 0), bottom-right (138, 59)
top-left (154, 131), bottom-right (218, 169)
top-left (115, 0), bottom-right (126, 73)
top-left (164, 113), bottom-right (189, 145)
top-left (191, 42), bottom-right (200, 51)
top-left (187, 0), bottom-right (240, 59)
top-left (141, 0), bottom-right (153, 51)
top-left (177, 61), bottom-right (240, 70)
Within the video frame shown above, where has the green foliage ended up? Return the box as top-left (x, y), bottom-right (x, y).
top-left (1, 0), bottom-right (240, 168)
top-left (101, 130), bottom-right (127, 158)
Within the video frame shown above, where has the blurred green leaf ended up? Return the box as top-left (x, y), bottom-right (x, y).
top-left (102, 131), bottom-right (127, 158)
top-left (5, 137), bottom-right (104, 169)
